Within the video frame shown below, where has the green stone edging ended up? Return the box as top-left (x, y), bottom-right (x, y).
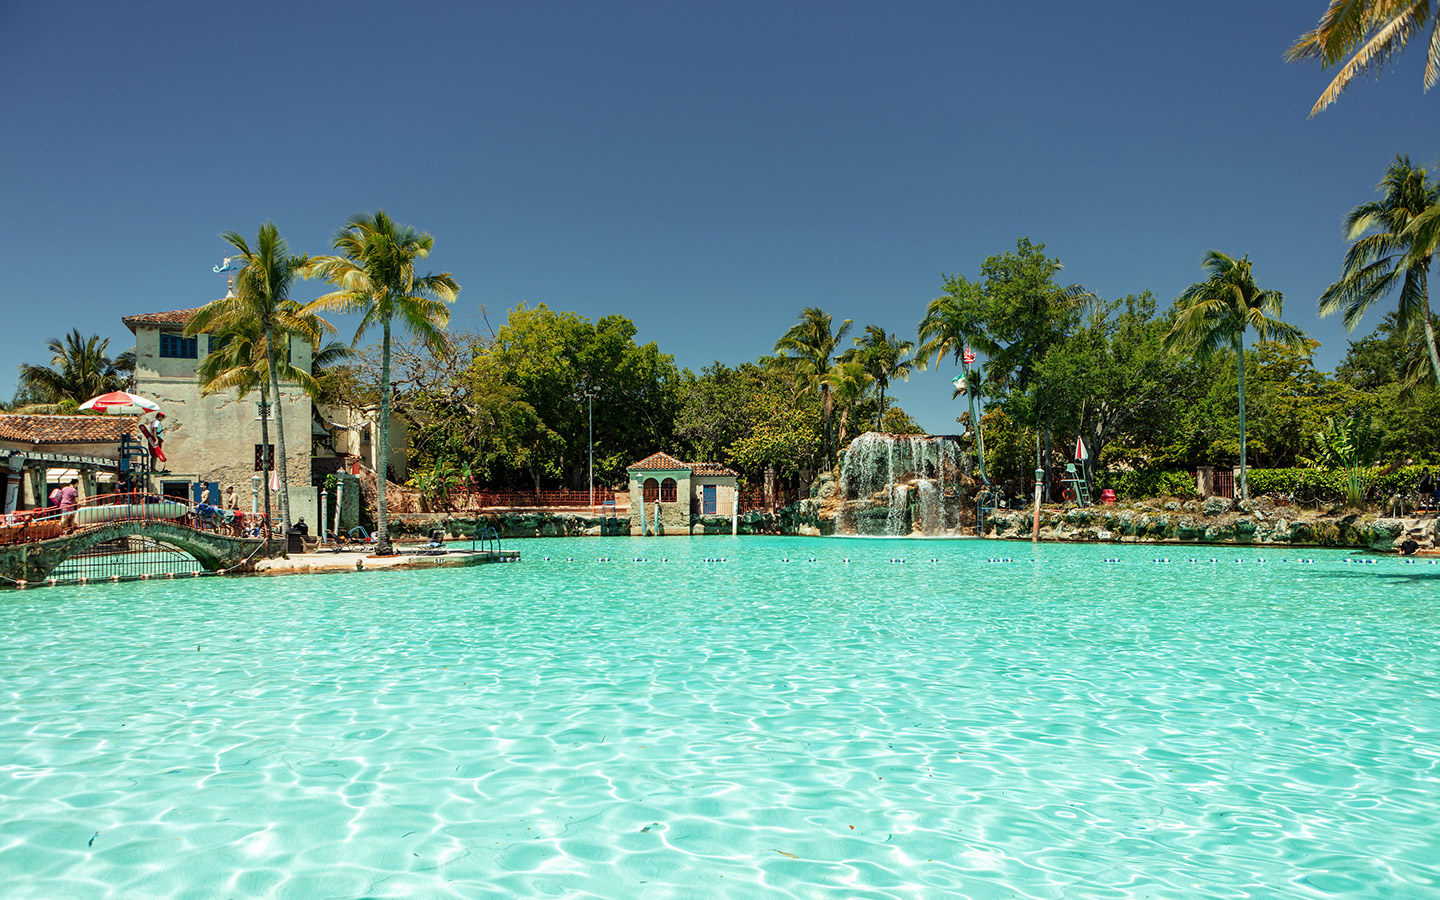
top-left (983, 501), bottom-right (1431, 552)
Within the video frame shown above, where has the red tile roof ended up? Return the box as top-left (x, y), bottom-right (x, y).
top-left (629, 452), bottom-right (689, 471)
top-left (627, 452), bottom-right (737, 477)
top-left (122, 307), bottom-right (204, 331)
top-left (0, 414), bottom-right (140, 445)
top-left (689, 462), bottom-right (738, 477)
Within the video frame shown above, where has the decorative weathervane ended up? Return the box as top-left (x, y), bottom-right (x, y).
top-left (213, 255), bottom-right (240, 296)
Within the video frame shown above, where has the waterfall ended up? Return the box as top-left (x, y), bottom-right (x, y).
top-left (834, 433), bottom-right (973, 536)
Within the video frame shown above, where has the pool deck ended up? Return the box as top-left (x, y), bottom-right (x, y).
top-left (253, 545), bottom-right (519, 577)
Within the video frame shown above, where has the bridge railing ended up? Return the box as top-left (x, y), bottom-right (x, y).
top-left (0, 492), bottom-right (272, 546)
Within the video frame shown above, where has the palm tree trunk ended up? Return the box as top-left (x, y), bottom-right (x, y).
top-left (1423, 298), bottom-right (1440, 391)
top-left (821, 385), bottom-right (834, 469)
top-left (1043, 425), bottom-right (1052, 501)
top-left (962, 357), bottom-right (987, 482)
top-left (265, 326), bottom-right (292, 533)
top-left (375, 316), bottom-right (393, 554)
top-left (973, 376), bottom-right (989, 484)
top-left (1236, 336), bottom-right (1249, 503)
top-left (876, 385), bottom-right (885, 432)
top-left (259, 383), bottom-right (272, 531)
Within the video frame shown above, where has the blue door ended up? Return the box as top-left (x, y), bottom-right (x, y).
top-left (703, 484), bottom-right (717, 515)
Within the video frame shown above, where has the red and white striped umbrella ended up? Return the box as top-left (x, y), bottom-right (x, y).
top-left (78, 391), bottom-right (161, 416)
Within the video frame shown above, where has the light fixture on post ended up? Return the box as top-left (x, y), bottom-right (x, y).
top-left (579, 386), bottom-right (597, 511)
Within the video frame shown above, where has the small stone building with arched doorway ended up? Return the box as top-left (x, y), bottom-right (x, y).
top-left (626, 452), bottom-right (739, 535)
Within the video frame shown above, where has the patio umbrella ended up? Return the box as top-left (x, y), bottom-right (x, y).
top-left (78, 391), bottom-right (160, 416)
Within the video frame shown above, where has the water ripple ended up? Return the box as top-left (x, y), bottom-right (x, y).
top-left (2, 538), bottom-right (1438, 898)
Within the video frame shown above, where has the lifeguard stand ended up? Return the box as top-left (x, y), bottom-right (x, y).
top-left (1061, 463), bottom-right (1092, 506)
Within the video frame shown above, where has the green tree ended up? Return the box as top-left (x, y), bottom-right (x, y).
top-left (925, 238), bottom-right (1091, 492)
top-left (1319, 155), bottom-right (1440, 390)
top-left (674, 363), bottom-right (756, 466)
top-left (727, 379), bottom-right (823, 485)
top-left (973, 238), bottom-right (1090, 394)
top-left (917, 277), bottom-right (989, 479)
top-left (846, 325), bottom-right (913, 431)
top-left (1335, 311), bottom-right (1440, 460)
top-left (879, 405), bottom-right (922, 434)
top-left (1164, 252), bottom-right (1307, 501)
top-left (1029, 293), bottom-right (1194, 485)
top-left (16, 329), bottom-right (132, 410)
top-left (674, 360), bottom-right (825, 487)
top-left (474, 304), bottom-right (682, 491)
top-left (190, 224), bottom-right (322, 533)
top-left (823, 358), bottom-right (873, 452)
top-left (1288, 0), bottom-right (1440, 116)
top-left (303, 211), bottom-right (460, 554)
top-left (774, 307), bottom-right (853, 468)
top-left (1243, 340), bottom-right (1359, 469)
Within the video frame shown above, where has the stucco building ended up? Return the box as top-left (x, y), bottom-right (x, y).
top-left (626, 452), bottom-right (739, 535)
top-left (123, 305), bottom-right (322, 520)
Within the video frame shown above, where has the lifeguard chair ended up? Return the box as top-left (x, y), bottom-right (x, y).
top-left (1060, 463), bottom-right (1092, 507)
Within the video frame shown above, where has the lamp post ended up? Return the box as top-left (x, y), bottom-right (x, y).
top-left (579, 386), bottom-right (596, 511)
top-left (954, 346), bottom-right (989, 484)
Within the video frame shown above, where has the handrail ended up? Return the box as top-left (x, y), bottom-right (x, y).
top-left (0, 491), bottom-right (272, 545)
top-left (470, 523), bottom-right (500, 555)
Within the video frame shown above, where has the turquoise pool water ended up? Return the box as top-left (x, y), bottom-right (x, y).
top-left (2, 536), bottom-right (1438, 899)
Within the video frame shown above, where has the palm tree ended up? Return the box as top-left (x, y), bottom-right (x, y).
top-left (774, 307), bottom-right (852, 468)
top-left (847, 325), bottom-right (913, 431)
top-left (823, 358), bottom-right (874, 452)
top-left (195, 315), bottom-right (326, 528)
top-left (1165, 252), bottom-right (1306, 502)
top-left (302, 211), bottom-right (460, 555)
top-left (1319, 155), bottom-right (1440, 391)
top-left (17, 329), bottom-right (130, 407)
top-left (917, 282), bottom-right (991, 481)
top-left (188, 224), bottom-right (321, 534)
top-left (1288, 0), bottom-right (1440, 116)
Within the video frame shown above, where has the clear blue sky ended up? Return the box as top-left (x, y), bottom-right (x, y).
top-left (1, 1), bottom-right (1434, 434)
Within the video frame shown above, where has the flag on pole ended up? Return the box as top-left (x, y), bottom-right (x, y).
top-left (1075, 436), bottom-right (1088, 461)
top-left (962, 347), bottom-right (976, 366)
top-left (270, 469), bottom-right (280, 492)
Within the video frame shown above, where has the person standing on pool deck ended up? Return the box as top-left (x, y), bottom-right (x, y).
top-left (59, 478), bottom-right (79, 528)
top-left (1420, 468), bottom-right (1438, 512)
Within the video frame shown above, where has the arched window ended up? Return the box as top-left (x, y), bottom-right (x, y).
top-left (643, 478), bottom-right (659, 502)
top-left (661, 478), bottom-right (678, 503)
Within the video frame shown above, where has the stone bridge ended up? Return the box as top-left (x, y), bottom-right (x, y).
top-left (0, 520), bottom-right (281, 584)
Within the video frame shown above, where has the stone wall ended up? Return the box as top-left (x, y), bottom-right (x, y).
top-left (983, 497), bottom-right (1432, 552)
top-left (391, 512), bottom-right (630, 540)
top-left (390, 502), bottom-right (824, 540)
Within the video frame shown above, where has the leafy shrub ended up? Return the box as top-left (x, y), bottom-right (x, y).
top-left (1093, 465), bottom-right (1435, 506)
top-left (1247, 465), bottom-right (1427, 504)
top-left (1094, 470), bottom-right (1196, 500)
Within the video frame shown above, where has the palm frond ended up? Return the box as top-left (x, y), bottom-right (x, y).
top-left (1292, 0), bottom-right (1437, 115)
